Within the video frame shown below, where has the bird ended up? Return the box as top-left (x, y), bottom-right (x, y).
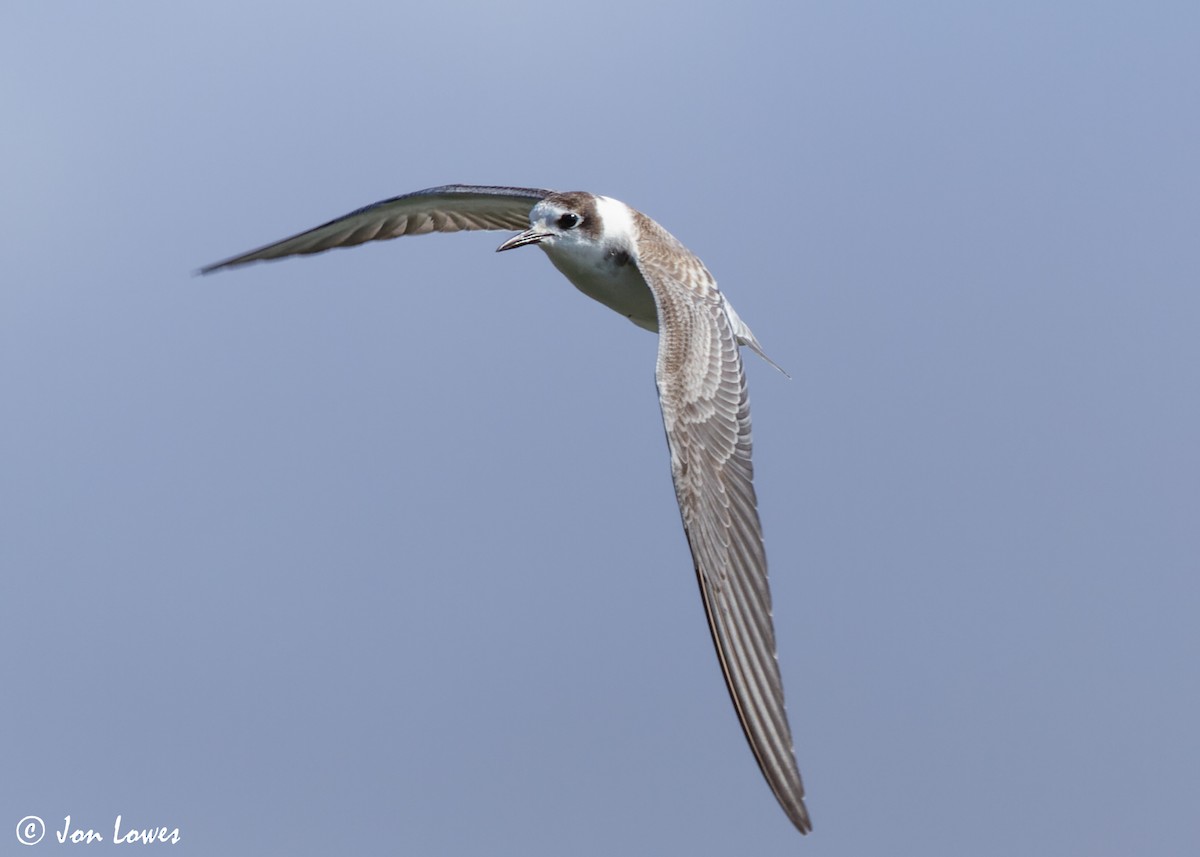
top-left (201, 184), bottom-right (812, 834)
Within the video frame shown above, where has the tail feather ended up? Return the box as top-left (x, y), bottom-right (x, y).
top-left (725, 300), bottom-right (791, 378)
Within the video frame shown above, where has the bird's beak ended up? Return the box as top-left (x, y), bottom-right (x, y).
top-left (496, 229), bottom-right (553, 252)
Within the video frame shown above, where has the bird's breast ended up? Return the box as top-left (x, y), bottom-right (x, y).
top-left (542, 243), bottom-right (659, 333)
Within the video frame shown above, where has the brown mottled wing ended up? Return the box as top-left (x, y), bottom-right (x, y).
top-left (633, 214), bottom-right (812, 834)
top-left (200, 185), bottom-right (552, 274)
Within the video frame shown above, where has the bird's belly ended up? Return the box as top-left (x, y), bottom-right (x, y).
top-left (544, 249), bottom-right (659, 332)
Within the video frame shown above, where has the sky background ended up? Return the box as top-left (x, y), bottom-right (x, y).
top-left (2, 2), bottom-right (1198, 855)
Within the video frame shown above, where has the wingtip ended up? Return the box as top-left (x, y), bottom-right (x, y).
top-left (772, 777), bottom-right (812, 834)
top-left (197, 256), bottom-right (248, 276)
top-left (791, 800), bottom-right (813, 835)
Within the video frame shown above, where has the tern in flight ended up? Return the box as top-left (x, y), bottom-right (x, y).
top-left (202, 184), bottom-right (812, 833)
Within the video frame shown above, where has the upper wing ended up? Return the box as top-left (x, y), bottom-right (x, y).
top-left (200, 184), bottom-right (552, 274)
top-left (634, 214), bottom-right (812, 834)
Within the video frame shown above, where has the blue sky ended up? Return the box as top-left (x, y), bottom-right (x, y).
top-left (3, 2), bottom-right (1198, 855)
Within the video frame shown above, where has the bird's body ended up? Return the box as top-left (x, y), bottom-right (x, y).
top-left (202, 185), bottom-right (811, 834)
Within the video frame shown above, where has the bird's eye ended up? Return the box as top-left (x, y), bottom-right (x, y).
top-left (557, 213), bottom-right (581, 229)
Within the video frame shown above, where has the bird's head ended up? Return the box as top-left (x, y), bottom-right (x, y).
top-left (495, 191), bottom-right (602, 254)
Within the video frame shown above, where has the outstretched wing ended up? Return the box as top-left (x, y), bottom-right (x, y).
top-left (634, 214), bottom-right (812, 834)
top-left (200, 184), bottom-right (552, 274)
